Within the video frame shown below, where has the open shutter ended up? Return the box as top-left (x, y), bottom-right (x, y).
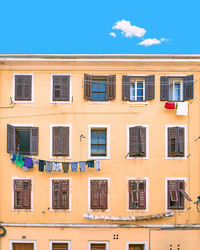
top-left (91, 180), bottom-right (100, 209)
top-left (52, 180), bottom-right (61, 209)
top-left (30, 127), bottom-right (38, 155)
top-left (99, 180), bottom-right (108, 209)
top-left (106, 75), bottom-right (116, 100)
top-left (61, 76), bottom-right (70, 101)
top-left (7, 124), bottom-right (16, 153)
top-left (168, 127), bottom-right (177, 157)
top-left (22, 180), bottom-right (31, 209)
top-left (122, 75), bottom-right (130, 100)
top-left (139, 126), bottom-right (146, 156)
top-left (177, 127), bottom-right (184, 156)
top-left (84, 74), bottom-right (92, 100)
top-left (14, 179), bottom-right (23, 209)
top-left (179, 189), bottom-right (192, 201)
top-left (138, 181), bottom-right (146, 209)
top-left (62, 127), bottom-right (69, 156)
top-left (145, 75), bottom-right (155, 100)
top-left (129, 127), bottom-right (140, 156)
top-left (60, 180), bottom-right (69, 209)
top-left (183, 75), bottom-right (193, 100)
top-left (129, 180), bottom-right (138, 209)
top-left (160, 76), bottom-right (169, 101)
top-left (168, 180), bottom-right (178, 209)
top-left (24, 75), bottom-right (32, 100)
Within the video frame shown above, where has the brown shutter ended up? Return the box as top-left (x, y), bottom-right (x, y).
top-left (177, 127), bottom-right (185, 156)
top-left (84, 74), bottom-right (92, 100)
top-left (91, 244), bottom-right (106, 250)
top-left (52, 127), bottom-right (69, 156)
top-left (168, 180), bottom-right (179, 209)
top-left (23, 180), bottom-right (31, 209)
top-left (168, 127), bottom-right (177, 157)
top-left (139, 126), bottom-right (146, 156)
top-left (138, 181), bottom-right (146, 209)
top-left (91, 180), bottom-right (100, 209)
top-left (52, 180), bottom-right (61, 209)
top-left (61, 76), bottom-right (70, 101)
top-left (7, 124), bottom-right (16, 153)
top-left (122, 75), bottom-right (130, 100)
top-left (179, 189), bottom-right (192, 201)
top-left (160, 76), bottom-right (169, 101)
top-left (24, 75), bottom-right (32, 100)
top-left (15, 75), bottom-right (32, 101)
top-left (62, 127), bottom-right (69, 156)
top-left (129, 180), bottom-right (138, 209)
top-left (129, 127), bottom-right (140, 156)
top-left (14, 179), bottom-right (23, 209)
top-left (15, 75), bottom-right (23, 100)
top-left (106, 75), bottom-right (116, 100)
top-left (145, 75), bottom-right (155, 100)
top-left (60, 180), bottom-right (69, 209)
top-left (53, 76), bottom-right (61, 101)
top-left (52, 243), bottom-right (68, 250)
top-left (183, 75), bottom-right (193, 100)
top-left (30, 127), bottom-right (38, 155)
top-left (99, 180), bottom-right (108, 209)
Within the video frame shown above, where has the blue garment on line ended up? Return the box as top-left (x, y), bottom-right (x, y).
top-left (71, 162), bottom-right (78, 172)
top-left (10, 154), bottom-right (16, 163)
top-left (24, 157), bottom-right (33, 168)
top-left (86, 160), bottom-right (94, 168)
top-left (79, 161), bottom-right (86, 172)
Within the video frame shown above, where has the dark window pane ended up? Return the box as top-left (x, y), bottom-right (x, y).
top-left (99, 82), bottom-right (106, 91)
top-left (91, 93), bottom-right (99, 100)
top-left (98, 93), bottom-right (106, 101)
top-left (91, 131), bottom-right (99, 144)
top-left (91, 145), bottom-right (98, 154)
top-left (55, 90), bottom-right (60, 98)
top-left (92, 82), bottom-right (99, 91)
top-left (24, 182), bottom-right (29, 189)
top-left (16, 129), bottom-right (30, 155)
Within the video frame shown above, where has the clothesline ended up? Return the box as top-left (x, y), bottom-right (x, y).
top-left (10, 154), bottom-right (100, 173)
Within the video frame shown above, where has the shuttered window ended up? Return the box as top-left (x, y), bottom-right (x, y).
top-left (7, 125), bottom-right (39, 155)
top-left (90, 180), bottom-right (108, 209)
top-left (129, 126), bottom-right (146, 157)
top-left (52, 180), bottom-right (69, 209)
top-left (14, 179), bottom-right (31, 209)
top-left (52, 243), bottom-right (68, 250)
top-left (91, 244), bottom-right (106, 250)
top-left (84, 74), bottom-right (116, 101)
top-left (168, 127), bottom-right (185, 157)
top-left (53, 75), bottom-right (70, 101)
top-left (167, 180), bottom-right (192, 209)
top-left (13, 243), bottom-right (34, 250)
top-left (15, 75), bottom-right (32, 101)
top-left (129, 244), bottom-right (144, 250)
top-left (52, 126), bottom-right (69, 156)
top-left (122, 75), bottom-right (155, 101)
top-left (129, 180), bottom-right (146, 209)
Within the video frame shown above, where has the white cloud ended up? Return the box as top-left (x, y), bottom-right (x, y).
top-left (138, 38), bottom-right (167, 47)
top-left (112, 20), bottom-right (146, 38)
top-left (109, 32), bottom-right (116, 38)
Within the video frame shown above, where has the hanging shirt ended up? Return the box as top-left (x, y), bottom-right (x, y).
top-left (22, 166), bottom-right (28, 171)
top-left (45, 161), bottom-right (53, 173)
top-left (95, 160), bottom-right (100, 171)
top-left (79, 161), bottom-right (86, 172)
top-left (53, 162), bottom-right (61, 172)
top-left (32, 158), bottom-right (39, 165)
top-left (24, 157), bottom-right (33, 169)
top-left (62, 162), bottom-right (69, 173)
top-left (86, 160), bottom-right (94, 168)
top-left (16, 155), bottom-right (24, 168)
top-left (39, 160), bottom-right (45, 172)
top-left (10, 154), bottom-right (16, 163)
top-left (71, 162), bottom-right (78, 172)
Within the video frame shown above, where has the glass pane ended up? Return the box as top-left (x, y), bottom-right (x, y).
top-left (98, 93), bottom-right (106, 101)
top-left (98, 131), bottom-right (106, 144)
top-left (130, 83), bottom-right (135, 100)
top-left (174, 83), bottom-right (181, 101)
top-left (91, 145), bottom-right (98, 154)
top-left (54, 182), bottom-right (59, 189)
top-left (99, 81), bottom-right (106, 91)
top-left (91, 92), bottom-right (99, 100)
top-left (137, 81), bottom-right (143, 88)
top-left (24, 182), bottom-right (29, 189)
top-left (137, 88), bottom-right (143, 99)
top-left (98, 145), bottom-right (106, 154)
top-left (92, 82), bottom-right (99, 91)
top-left (91, 131), bottom-right (99, 144)
top-left (16, 129), bottom-right (30, 155)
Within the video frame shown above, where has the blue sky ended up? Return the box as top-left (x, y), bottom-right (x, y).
top-left (0, 0), bottom-right (199, 54)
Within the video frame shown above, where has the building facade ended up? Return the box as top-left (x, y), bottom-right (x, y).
top-left (0, 54), bottom-right (200, 250)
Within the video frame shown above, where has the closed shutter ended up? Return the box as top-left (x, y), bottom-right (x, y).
top-left (13, 243), bottom-right (34, 250)
top-left (177, 127), bottom-right (184, 156)
top-left (30, 127), bottom-right (38, 155)
top-left (52, 180), bottom-right (61, 209)
top-left (24, 75), bottom-right (32, 100)
top-left (168, 127), bottom-right (177, 157)
top-left (91, 180), bottom-right (100, 209)
top-left (183, 75), bottom-right (193, 100)
top-left (129, 127), bottom-right (140, 156)
top-left (15, 75), bottom-right (32, 101)
top-left (52, 127), bottom-right (69, 156)
top-left (53, 76), bottom-right (70, 101)
top-left (122, 75), bottom-right (130, 100)
top-left (139, 126), bottom-right (146, 156)
top-left (160, 76), bottom-right (169, 101)
top-left (14, 179), bottom-right (31, 209)
top-left (129, 180), bottom-right (138, 209)
top-left (7, 124), bottom-right (16, 153)
top-left (52, 243), bottom-right (68, 250)
top-left (91, 180), bottom-right (108, 209)
top-left (84, 74), bottom-right (92, 100)
top-left (138, 181), bottom-right (146, 209)
top-left (145, 75), bottom-right (155, 100)
top-left (91, 244), bottom-right (106, 250)
top-left (106, 75), bottom-right (116, 100)
top-left (61, 76), bottom-right (70, 101)
top-left (62, 127), bottom-right (69, 156)
top-left (99, 180), bottom-right (108, 209)
top-left (23, 180), bottom-right (31, 209)
top-left (60, 180), bottom-right (69, 209)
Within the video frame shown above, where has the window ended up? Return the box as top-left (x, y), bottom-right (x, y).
top-left (122, 75), bottom-right (155, 101)
top-left (12, 243), bottom-right (34, 250)
top-left (14, 179), bottom-right (31, 209)
top-left (14, 74), bottom-right (32, 101)
top-left (167, 127), bottom-right (185, 157)
top-left (160, 75), bottom-right (193, 101)
top-left (129, 244), bottom-right (145, 250)
top-left (129, 180), bottom-right (146, 210)
top-left (52, 180), bottom-right (69, 209)
top-left (90, 180), bottom-right (108, 210)
top-left (128, 126), bottom-right (147, 157)
top-left (90, 243), bottom-right (106, 250)
top-left (52, 243), bottom-right (68, 250)
top-left (84, 74), bottom-right (116, 101)
top-left (91, 129), bottom-right (106, 156)
top-left (52, 75), bottom-right (71, 102)
top-left (167, 180), bottom-right (192, 210)
top-left (52, 126), bottom-right (70, 156)
top-left (7, 125), bottom-right (38, 155)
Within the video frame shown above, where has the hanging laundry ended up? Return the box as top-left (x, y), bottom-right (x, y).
top-left (79, 161), bottom-right (86, 172)
top-left (39, 160), bottom-right (45, 172)
top-left (32, 158), bottom-right (39, 165)
top-left (71, 162), bottom-right (78, 172)
top-left (86, 160), bottom-right (94, 168)
top-left (95, 160), bottom-right (100, 171)
top-left (176, 101), bottom-right (188, 116)
top-left (22, 166), bottom-right (28, 171)
top-left (16, 155), bottom-right (24, 168)
top-left (10, 154), bottom-right (16, 163)
top-left (53, 162), bottom-right (61, 172)
top-left (24, 157), bottom-right (33, 169)
top-left (62, 162), bottom-right (69, 173)
top-left (45, 161), bottom-right (53, 173)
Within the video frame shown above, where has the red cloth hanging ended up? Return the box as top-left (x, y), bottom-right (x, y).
top-left (164, 102), bottom-right (175, 109)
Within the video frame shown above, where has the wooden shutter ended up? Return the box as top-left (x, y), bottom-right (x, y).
top-left (23, 180), bottom-right (31, 209)
top-left (91, 180), bottom-right (108, 209)
top-left (30, 127), bottom-right (38, 155)
top-left (14, 179), bottom-right (31, 209)
top-left (15, 75), bottom-right (23, 100)
top-left (129, 180), bottom-right (138, 209)
top-left (61, 76), bottom-right (70, 101)
top-left (91, 244), bottom-right (106, 250)
top-left (145, 75), bottom-right (155, 100)
top-left (7, 124), bottom-right (16, 153)
top-left (160, 76), bottom-right (169, 101)
top-left (106, 75), bottom-right (116, 100)
top-left (122, 75), bottom-right (130, 100)
top-left (91, 180), bottom-right (100, 209)
top-left (13, 243), bottom-right (34, 250)
top-left (168, 127), bottom-right (178, 157)
top-left (179, 189), bottom-right (192, 201)
top-left (84, 74), bottom-right (92, 100)
top-left (53, 76), bottom-right (70, 101)
top-left (183, 75), bottom-right (193, 100)
top-left (177, 127), bottom-right (184, 156)
top-left (52, 180), bottom-right (61, 209)
top-left (24, 75), bottom-right (32, 100)
top-left (99, 180), bottom-right (108, 209)
top-left (129, 127), bottom-right (140, 156)
top-left (60, 180), bottom-right (69, 209)
top-left (52, 243), bottom-right (68, 250)
top-left (15, 75), bottom-right (32, 101)
top-left (52, 127), bottom-right (69, 156)
top-left (138, 181), bottom-right (146, 209)
top-left (53, 76), bottom-right (61, 101)
top-left (139, 126), bottom-right (146, 156)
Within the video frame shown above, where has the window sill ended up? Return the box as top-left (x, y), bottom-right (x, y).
top-left (127, 209), bottom-right (148, 213)
top-left (51, 101), bottom-right (72, 104)
top-left (13, 100), bottom-right (33, 104)
top-left (165, 208), bottom-right (186, 213)
top-left (127, 156), bottom-right (148, 160)
top-left (13, 209), bottom-right (33, 212)
top-left (165, 156), bottom-right (187, 160)
top-left (49, 209), bottom-right (71, 212)
top-left (88, 208), bottom-right (110, 212)
top-left (88, 101), bottom-right (110, 104)
top-left (127, 101), bottom-right (148, 106)
top-left (50, 156), bottom-right (72, 160)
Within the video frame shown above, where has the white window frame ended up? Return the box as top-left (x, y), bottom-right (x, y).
top-left (49, 178), bottom-right (72, 212)
top-left (165, 125), bottom-right (187, 160)
top-left (50, 73), bottom-right (72, 103)
top-left (130, 78), bottom-right (145, 101)
top-left (126, 241), bottom-right (148, 250)
top-left (10, 240), bottom-right (36, 250)
top-left (13, 73), bottom-right (34, 103)
top-left (127, 177), bottom-right (149, 212)
top-left (88, 125), bottom-right (110, 160)
top-left (165, 177), bottom-right (187, 212)
top-left (169, 78), bottom-right (183, 101)
top-left (50, 124), bottom-right (72, 159)
top-left (126, 125), bottom-right (149, 160)
top-left (12, 177), bottom-right (33, 212)
top-left (88, 241), bottom-right (109, 250)
top-left (49, 240), bottom-right (71, 250)
top-left (88, 177), bottom-right (110, 212)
